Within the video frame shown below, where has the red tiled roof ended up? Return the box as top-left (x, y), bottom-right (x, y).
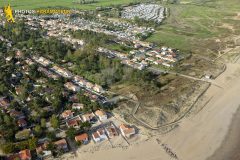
top-left (66, 119), bottom-right (78, 127)
top-left (75, 133), bottom-right (88, 142)
top-left (17, 119), bottom-right (27, 126)
top-left (54, 139), bottom-right (67, 147)
top-left (120, 124), bottom-right (135, 135)
top-left (19, 149), bottom-right (31, 160)
top-left (61, 110), bottom-right (73, 118)
top-left (92, 132), bottom-right (100, 139)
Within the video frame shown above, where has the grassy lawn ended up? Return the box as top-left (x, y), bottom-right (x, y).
top-left (0, 0), bottom-right (139, 10)
top-left (147, 0), bottom-right (240, 55)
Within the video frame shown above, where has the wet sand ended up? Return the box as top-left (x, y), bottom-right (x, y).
top-left (207, 107), bottom-right (240, 160)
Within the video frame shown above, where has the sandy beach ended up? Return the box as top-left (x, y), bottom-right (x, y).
top-left (60, 60), bottom-right (240, 160)
top-left (207, 107), bottom-right (240, 160)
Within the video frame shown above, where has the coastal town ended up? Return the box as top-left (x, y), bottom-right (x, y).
top-left (0, 3), bottom-right (172, 160)
top-left (1, 1), bottom-right (239, 160)
top-left (0, 49), bottom-right (137, 159)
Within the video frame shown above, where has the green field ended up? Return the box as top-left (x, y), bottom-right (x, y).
top-left (0, 0), bottom-right (139, 10)
top-left (147, 0), bottom-right (240, 55)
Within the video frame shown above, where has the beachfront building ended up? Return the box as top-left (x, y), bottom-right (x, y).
top-left (92, 128), bottom-right (108, 143)
top-left (119, 124), bottom-right (136, 138)
top-left (75, 133), bottom-right (89, 144)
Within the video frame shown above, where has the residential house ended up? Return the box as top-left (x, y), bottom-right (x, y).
top-left (15, 86), bottom-right (23, 95)
top-left (64, 82), bottom-right (80, 92)
top-left (0, 97), bottom-right (10, 109)
top-left (16, 50), bottom-right (24, 58)
top-left (93, 84), bottom-right (104, 93)
top-left (38, 67), bottom-right (59, 80)
top-left (75, 133), bottom-right (89, 144)
top-left (69, 94), bottom-right (79, 103)
top-left (161, 46), bottom-right (168, 51)
top-left (17, 119), bottom-right (27, 128)
top-left (36, 141), bottom-right (53, 160)
top-left (54, 139), bottom-right (69, 152)
top-left (119, 124), bottom-right (136, 138)
top-left (25, 58), bottom-right (34, 65)
top-left (61, 110), bottom-right (74, 119)
top-left (52, 66), bottom-right (73, 78)
top-left (10, 110), bottom-right (25, 120)
top-left (95, 110), bottom-right (107, 121)
top-left (18, 149), bottom-right (31, 160)
top-left (66, 116), bottom-right (81, 128)
top-left (74, 76), bottom-right (87, 86)
top-left (92, 128), bottom-right (107, 142)
top-left (162, 62), bottom-right (173, 67)
top-left (85, 82), bottom-right (94, 89)
top-left (5, 56), bottom-right (12, 62)
top-left (81, 113), bottom-right (96, 123)
top-left (8, 149), bottom-right (32, 160)
top-left (92, 131), bottom-right (101, 143)
top-left (146, 51), bottom-right (157, 57)
top-left (38, 57), bottom-right (52, 66)
top-left (72, 103), bottom-right (84, 110)
top-left (106, 125), bottom-right (118, 138)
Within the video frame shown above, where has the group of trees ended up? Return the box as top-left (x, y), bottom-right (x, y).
top-left (0, 19), bottom-right (164, 155)
top-left (0, 22), bottom-right (42, 47)
top-left (2, 137), bottom-right (37, 154)
top-left (71, 29), bottom-right (114, 47)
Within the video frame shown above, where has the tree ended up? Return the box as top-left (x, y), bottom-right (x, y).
top-left (80, 121), bottom-right (92, 131)
top-left (1, 142), bottom-right (14, 154)
top-left (66, 127), bottom-right (77, 140)
top-left (34, 125), bottom-right (42, 137)
top-left (40, 118), bottom-right (46, 128)
top-left (28, 137), bottom-right (37, 150)
top-left (3, 115), bottom-right (12, 126)
top-left (46, 141), bottom-right (55, 151)
top-left (50, 114), bottom-right (59, 129)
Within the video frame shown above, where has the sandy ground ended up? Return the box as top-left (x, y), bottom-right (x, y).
top-left (207, 107), bottom-right (240, 160)
top-left (61, 58), bottom-right (240, 160)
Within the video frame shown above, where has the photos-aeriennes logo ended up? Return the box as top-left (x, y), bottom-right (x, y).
top-left (3, 4), bottom-right (15, 23)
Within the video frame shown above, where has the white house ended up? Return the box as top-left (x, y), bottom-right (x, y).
top-left (119, 124), bottom-right (136, 138)
top-left (95, 110), bottom-right (107, 121)
top-left (72, 103), bottom-right (84, 110)
top-left (64, 82), bottom-right (80, 92)
top-left (92, 128), bottom-right (108, 142)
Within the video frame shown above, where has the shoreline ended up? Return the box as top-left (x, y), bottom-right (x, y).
top-left (207, 106), bottom-right (240, 160)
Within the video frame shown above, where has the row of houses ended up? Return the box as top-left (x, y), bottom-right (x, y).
top-left (38, 67), bottom-right (60, 80)
top-left (34, 121), bottom-right (136, 160)
top-left (32, 56), bottom-right (53, 67)
top-left (31, 56), bottom-right (105, 94)
top-left (98, 43), bottom-right (180, 70)
top-left (61, 109), bottom-right (107, 129)
top-left (60, 108), bottom-right (136, 139)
